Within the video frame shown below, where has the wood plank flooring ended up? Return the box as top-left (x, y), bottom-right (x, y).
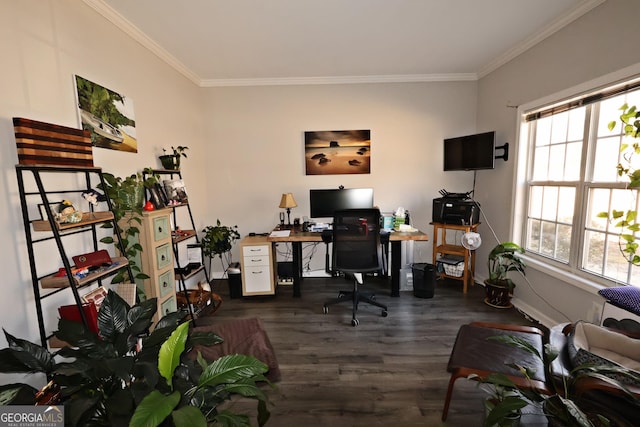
top-left (197, 275), bottom-right (541, 427)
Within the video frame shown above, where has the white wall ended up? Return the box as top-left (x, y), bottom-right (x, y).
top-left (475, 0), bottom-right (640, 326)
top-left (0, 0), bottom-right (206, 361)
top-left (203, 82), bottom-right (478, 272)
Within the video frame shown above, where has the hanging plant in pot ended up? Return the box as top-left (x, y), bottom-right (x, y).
top-left (159, 145), bottom-right (189, 170)
top-left (484, 242), bottom-right (526, 309)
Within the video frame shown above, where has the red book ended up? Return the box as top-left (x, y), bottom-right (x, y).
top-left (58, 302), bottom-right (99, 334)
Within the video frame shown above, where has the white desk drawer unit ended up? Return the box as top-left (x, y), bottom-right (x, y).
top-left (240, 236), bottom-right (276, 296)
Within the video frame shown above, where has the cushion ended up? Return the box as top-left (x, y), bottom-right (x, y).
top-left (599, 286), bottom-right (640, 316)
top-left (189, 317), bottom-right (281, 382)
top-left (568, 321), bottom-right (640, 387)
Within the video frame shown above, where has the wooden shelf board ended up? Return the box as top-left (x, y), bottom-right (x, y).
top-left (41, 256), bottom-right (128, 288)
top-left (436, 244), bottom-right (466, 255)
top-left (32, 211), bottom-right (114, 232)
top-left (172, 229), bottom-right (196, 244)
top-left (175, 264), bottom-right (205, 280)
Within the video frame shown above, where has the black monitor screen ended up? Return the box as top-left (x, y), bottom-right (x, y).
top-left (444, 131), bottom-right (496, 171)
top-left (309, 188), bottom-right (374, 219)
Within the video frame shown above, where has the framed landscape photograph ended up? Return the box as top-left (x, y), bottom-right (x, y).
top-left (304, 130), bottom-right (371, 175)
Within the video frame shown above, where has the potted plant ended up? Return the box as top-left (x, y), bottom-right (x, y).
top-left (0, 290), bottom-right (272, 426)
top-left (201, 219), bottom-right (241, 276)
top-left (474, 374), bottom-right (526, 427)
top-left (484, 242), bottom-right (526, 308)
top-left (159, 146), bottom-right (189, 170)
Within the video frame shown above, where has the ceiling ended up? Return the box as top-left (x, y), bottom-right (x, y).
top-left (87, 0), bottom-right (604, 87)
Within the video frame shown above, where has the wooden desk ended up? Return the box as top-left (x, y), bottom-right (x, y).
top-left (267, 226), bottom-right (429, 297)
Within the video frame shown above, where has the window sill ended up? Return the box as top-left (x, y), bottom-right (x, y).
top-left (520, 254), bottom-right (609, 296)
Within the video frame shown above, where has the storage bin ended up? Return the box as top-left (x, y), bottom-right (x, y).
top-left (227, 262), bottom-right (242, 298)
top-left (411, 263), bottom-right (436, 298)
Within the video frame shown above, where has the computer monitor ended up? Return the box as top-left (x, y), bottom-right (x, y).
top-left (309, 188), bottom-right (374, 219)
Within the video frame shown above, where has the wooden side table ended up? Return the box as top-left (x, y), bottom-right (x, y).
top-left (431, 222), bottom-right (479, 294)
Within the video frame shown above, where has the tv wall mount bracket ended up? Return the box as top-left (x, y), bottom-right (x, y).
top-left (495, 143), bottom-right (509, 162)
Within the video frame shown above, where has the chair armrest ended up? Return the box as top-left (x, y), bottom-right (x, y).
top-left (469, 321), bottom-right (544, 336)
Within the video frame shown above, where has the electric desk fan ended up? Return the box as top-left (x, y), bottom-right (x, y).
top-left (461, 231), bottom-right (482, 251)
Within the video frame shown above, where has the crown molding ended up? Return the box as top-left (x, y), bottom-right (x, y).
top-left (82, 0), bottom-right (201, 85)
top-left (201, 73), bottom-right (478, 87)
top-left (84, 0), bottom-right (604, 87)
top-left (477, 0), bottom-right (606, 78)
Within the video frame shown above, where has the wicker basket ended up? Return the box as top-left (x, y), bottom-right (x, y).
top-left (443, 261), bottom-right (464, 277)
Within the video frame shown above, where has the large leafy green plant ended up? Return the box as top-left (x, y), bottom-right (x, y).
top-left (0, 291), bottom-right (272, 426)
top-left (486, 242), bottom-right (526, 291)
top-left (598, 103), bottom-right (640, 265)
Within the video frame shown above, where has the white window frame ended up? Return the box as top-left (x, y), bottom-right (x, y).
top-left (512, 64), bottom-right (640, 292)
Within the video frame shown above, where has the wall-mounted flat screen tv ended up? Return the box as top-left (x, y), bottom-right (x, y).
top-left (309, 188), bottom-right (374, 219)
top-left (443, 131), bottom-right (496, 171)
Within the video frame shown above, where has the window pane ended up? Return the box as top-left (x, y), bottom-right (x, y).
top-left (592, 136), bottom-right (621, 182)
top-left (583, 230), bottom-right (605, 275)
top-left (529, 186), bottom-right (543, 218)
top-left (604, 238), bottom-right (631, 282)
top-left (564, 142), bottom-right (582, 180)
top-left (527, 219), bottom-right (541, 252)
top-left (541, 187), bottom-right (558, 221)
top-left (556, 224), bottom-right (571, 262)
top-left (587, 188), bottom-right (610, 230)
top-left (548, 144), bottom-right (565, 181)
top-left (567, 107), bottom-right (586, 141)
top-left (532, 146), bottom-right (549, 180)
top-left (535, 117), bottom-right (551, 146)
top-left (540, 221), bottom-right (556, 257)
top-left (610, 189), bottom-right (638, 233)
top-left (550, 111), bottom-right (569, 144)
top-left (557, 187), bottom-right (575, 223)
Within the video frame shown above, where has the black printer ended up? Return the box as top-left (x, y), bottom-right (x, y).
top-left (432, 196), bottom-right (480, 225)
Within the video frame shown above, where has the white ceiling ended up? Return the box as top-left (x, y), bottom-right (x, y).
top-left (87, 0), bottom-right (604, 87)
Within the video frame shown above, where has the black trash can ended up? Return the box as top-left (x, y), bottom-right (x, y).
top-left (228, 262), bottom-right (242, 299)
top-left (411, 263), bottom-right (436, 298)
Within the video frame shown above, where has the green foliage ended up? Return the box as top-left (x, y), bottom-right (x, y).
top-left (0, 291), bottom-right (272, 426)
top-left (201, 220), bottom-right (241, 258)
top-left (477, 333), bottom-right (640, 427)
top-left (600, 103), bottom-right (640, 265)
top-left (98, 169), bottom-right (158, 283)
top-left (486, 242), bottom-right (526, 291)
top-left (163, 146), bottom-right (189, 158)
top-left (75, 75), bottom-right (135, 129)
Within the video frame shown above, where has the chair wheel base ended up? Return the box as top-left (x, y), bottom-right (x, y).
top-left (381, 310), bottom-right (388, 317)
top-left (351, 318), bottom-right (359, 326)
top-left (322, 306), bottom-right (329, 314)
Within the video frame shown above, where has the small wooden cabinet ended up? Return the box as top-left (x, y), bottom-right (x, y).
top-left (432, 222), bottom-right (479, 294)
top-left (135, 209), bottom-right (176, 323)
top-left (240, 236), bottom-right (277, 296)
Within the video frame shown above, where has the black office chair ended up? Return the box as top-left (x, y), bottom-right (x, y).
top-left (322, 208), bottom-right (388, 326)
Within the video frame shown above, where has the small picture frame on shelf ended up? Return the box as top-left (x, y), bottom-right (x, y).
top-left (148, 185), bottom-right (166, 209)
top-left (163, 179), bottom-right (188, 203)
top-left (38, 202), bottom-right (61, 221)
top-left (155, 183), bottom-right (169, 206)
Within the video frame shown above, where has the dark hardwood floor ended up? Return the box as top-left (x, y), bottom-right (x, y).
top-left (197, 275), bottom-right (541, 426)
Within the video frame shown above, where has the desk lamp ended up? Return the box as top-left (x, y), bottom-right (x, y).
top-left (279, 193), bottom-right (297, 228)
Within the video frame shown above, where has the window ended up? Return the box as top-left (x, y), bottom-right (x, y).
top-left (519, 78), bottom-right (640, 287)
